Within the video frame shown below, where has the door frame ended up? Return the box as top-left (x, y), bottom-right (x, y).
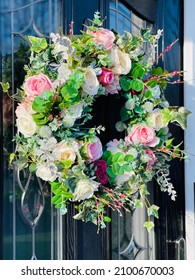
top-left (184, 0), bottom-right (195, 260)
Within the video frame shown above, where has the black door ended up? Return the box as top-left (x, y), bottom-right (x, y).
top-left (62, 0), bottom-right (185, 260)
top-left (0, 0), bottom-right (185, 260)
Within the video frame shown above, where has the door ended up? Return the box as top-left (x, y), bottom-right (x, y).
top-left (0, 0), bottom-right (185, 260)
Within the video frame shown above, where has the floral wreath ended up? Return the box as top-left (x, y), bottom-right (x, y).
top-left (2, 12), bottom-right (190, 232)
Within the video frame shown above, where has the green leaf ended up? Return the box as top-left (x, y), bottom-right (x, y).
top-left (134, 199), bottom-right (143, 208)
top-left (161, 108), bottom-right (172, 125)
top-left (131, 80), bottom-right (144, 91)
top-left (29, 163), bottom-right (36, 173)
top-left (146, 79), bottom-right (157, 88)
top-left (102, 150), bottom-right (112, 160)
top-left (28, 36), bottom-right (48, 53)
top-left (9, 153), bottom-right (15, 165)
top-left (61, 84), bottom-right (80, 104)
top-left (166, 138), bottom-right (174, 148)
top-left (171, 107), bottom-right (191, 130)
top-left (0, 82), bottom-right (10, 93)
top-left (147, 205), bottom-right (159, 218)
top-left (131, 64), bottom-right (145, 79)
top-left (112, 152), bottom-right (125, 163)
top-left (143, 221), bottom-right (154, 232)
top-left (134, 105), bottom-right (144, 114)
top-left (124, 154), bottom-right (134, 162)
top-left (120, 106), bottom-right (130, 121)
top-left (144, 90), bottom-right (152, 99)
top-left (103, 216), bottom-right (111, 223)
top-left (120, 76), bottom-right (131, 91)
top-left (107, 167), bottom-right (115, 178)
top-left (50, 181), bottom-right (62, 193)
top-left (40, 90), bottom-right (54, 101)
top-left (52, 195), bottom-right (62, 205)
top-left (123, 164), bottom-right (132, 172)
top-left (32, 114), bottom-right (49, 125)
top-left (112, 163), bottom-right (124, 175)
top-left (32, 97), bottom-right (47, 112)
top-left (151, 66), bottom-right (163, 76)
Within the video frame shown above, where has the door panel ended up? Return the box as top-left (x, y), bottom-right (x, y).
top-left (155, 0), bottom-right (184, 260)
top-left (0, 0), bottom-right (184, 260)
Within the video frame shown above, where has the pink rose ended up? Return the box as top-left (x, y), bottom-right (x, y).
top-left (86, 137), bottom-right (103, 162)
top-left (24, 73), bottom-right (53, 100)
top-left (88, 28), bottom-right (115, 50)
top-left (146, 150), bottom-right (157, 170)
top-left (98, 68), bottom-right (114, 86)
top-left (93, 160), bottom-right (108, 185)
top-left (125, 124), bottom-right (160, 147)
top-left (15, 101), bottom-right (35, 117)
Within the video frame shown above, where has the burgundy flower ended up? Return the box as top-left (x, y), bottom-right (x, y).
top-left (93, 160), bottom-right (108, 185)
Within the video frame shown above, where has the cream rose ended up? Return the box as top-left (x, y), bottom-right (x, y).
top-left (147, 109), bottom-right (166, 131)
top-left (36, 163), bottom-right (57, 182)
top-left (109, 47), bottom-right (131, 75)
top-left (52, 140), bottom-right (78, 162)
top-left (82, 67), bottom-right (99, 95)
top-left (115, 171), bottom-right (135, 186)
top-left (73, 179), bottom-right (99, 201)
top-left (16, 114), bottom-right (37, 138)
top-left (15, 101), bottom-right (35, 117)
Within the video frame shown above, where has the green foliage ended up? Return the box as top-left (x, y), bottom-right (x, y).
top-left (0, 82), bottom-right (10, 93)
top-left (32, 90), bottom-right (54, 125)
top-left (28, 36), bottom-right (48, 53)
top-left (147, 205), bottom-right (159, 219)
top-left (143, 221), bottom-right (154, 232)
top-left (120, 76), bottom-right (144, 92)
top-left (50, 181), bottom-right (73, 212)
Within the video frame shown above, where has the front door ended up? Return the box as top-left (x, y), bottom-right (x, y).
top-left (0, 0), bottom-right (185, 260)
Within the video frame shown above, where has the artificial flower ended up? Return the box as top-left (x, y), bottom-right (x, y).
top-left (24, 73), bottom-right (53, 100)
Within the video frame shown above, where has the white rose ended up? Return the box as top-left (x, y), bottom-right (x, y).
top-left (67, 102), bottom-right (84, 119)
top-left (16, 114), bottom-right (37, 138)
top-left (63, 115), bottom-right (76, 128)
top-left (147, 109), bottom-right (165, 131)
top-left (115, 171), bottom-right (135, 186)
top-left (109, 47), bottom-right (131, 75)
top-left (106, 139), bottom-right (121, 154)
top-left (62, 102), bottom-right (85, 127)
top-left (82, 67), bottom-right (99, 95)
top-left (73, 179), bottom-right (99, 201)
top-left (36, 163), bottom-right (57, 182)
top-left (58, 63), bottom-right (71, 82)
top-left (39, 137), bottom-right (57, 151)
top-left (52, 140), bottom-right (77, 162)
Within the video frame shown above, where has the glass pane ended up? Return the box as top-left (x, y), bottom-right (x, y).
top-left (109, 0), bottom-right (151, 35)
top-left (0, 0), bottom-right (62, 260)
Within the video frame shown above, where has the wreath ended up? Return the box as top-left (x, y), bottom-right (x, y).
top-left (2, 12), bottom-right (190, 232)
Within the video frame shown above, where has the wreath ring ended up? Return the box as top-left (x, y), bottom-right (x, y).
top-left (3, 12), bottom-right (189, 232)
